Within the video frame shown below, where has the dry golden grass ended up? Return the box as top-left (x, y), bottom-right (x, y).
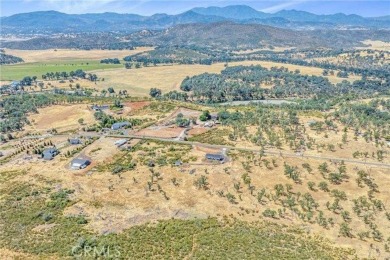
top-left (232, 47), bottom-right (295, 54)
top-left (3, 47), bottom-right (154, 63)
top-left (89, 60), bottom-right (356, 96)
top-left (2, 138), bottom-right (389, 258)
top-left (357, 40), bottom-right (390, 51)
top-left (0, 247), bottom-right (38, 260)
top-left (25, 104), bottom-right (96, 133)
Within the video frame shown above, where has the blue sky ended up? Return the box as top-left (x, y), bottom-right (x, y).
top-left (1, 0), bottom-right (389, 17)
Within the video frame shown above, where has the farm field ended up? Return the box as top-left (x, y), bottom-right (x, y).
top-left (0, 47), bottom-right (153, 81)
top-left (1, 49), bottom-right (360, 90)
top-left (0, 60), bottom-right (122, 81)
top-left (3, 47), bottom-right (154, 63)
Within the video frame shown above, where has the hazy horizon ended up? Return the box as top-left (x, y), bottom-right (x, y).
top-left (1, 0), bottom-right (389, 18)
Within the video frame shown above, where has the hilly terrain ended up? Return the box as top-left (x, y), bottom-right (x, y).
top-left (3, 22), bottom-right (389, 50)
top-left (1, 5), bottom-right (390, 34)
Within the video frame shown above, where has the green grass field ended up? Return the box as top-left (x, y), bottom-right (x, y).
top-left (0, 60), bottom-right (122, 81)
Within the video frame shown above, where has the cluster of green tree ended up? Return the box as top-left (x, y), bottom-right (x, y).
top-left (126, 46), bottom-right (389, 82)
top-left (178, 65), bottom-right (388, 103)
top-left (333, 100), bottom-right (390, 142)
top-left (241, 51), bottom-right (390, 80)
top-left (0, 94), bottom-right (55, 133)
top-left (1, 32), bottom-right (137, 50)
top-left (213, 106), bottom-right (306, 151)
top-left (269, 48), bottom-right (390, 71)
top-left (124, 62), bottom-right (142, 69)
top-left (175, 113), bottom-right (190, 127)
top-left (0, 53), bottom-right (24, 65)
top-left (93, 111), bottom-right (142, 129)
top-left (41, 69), bottom-right (97, 81)
top-left (100, 58), bottom-right (120, 64)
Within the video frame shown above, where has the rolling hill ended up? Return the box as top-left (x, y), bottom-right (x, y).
top-left (1, 5), bottom-right (389, 34)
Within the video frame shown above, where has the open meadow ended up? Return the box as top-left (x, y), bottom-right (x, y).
top-left (58, 60), bottom-right (359, 97)
top-left (1, 49), bottom-right (360, 95)
top-left (0, 47), bottom-right (153, 81)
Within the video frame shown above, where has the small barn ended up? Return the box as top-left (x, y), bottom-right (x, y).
top-left (70, 158), bottom-right (91, 170)
top-left (111, 122), bottom-right (131, 130)
top-left (69, 138), bottom-right (82, 145)
top-left (114, 139), bottom-right (128, 147)
top-left (206, 153), bottom-right (225, 161)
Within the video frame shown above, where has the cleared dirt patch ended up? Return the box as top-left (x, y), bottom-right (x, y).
top-left (187, 127), bottom-right (210, 137)
top-left (136, 126), bottom-right (184, 138)
top-left (125, 101), bottom-right (151, 111)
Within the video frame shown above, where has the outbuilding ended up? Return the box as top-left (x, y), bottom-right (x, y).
top-left (114, 139), bottom-right (128, 147)
top-left (206, 153), bottom-right (225, 161)
top-left (42, 147), bottom-right (59, 160)
top-left (70, 158), bottom-right (91, 170)
top-left (69, 138), bottom-right (82, 145)
top-left (111, 122), bottom-right (131, 130)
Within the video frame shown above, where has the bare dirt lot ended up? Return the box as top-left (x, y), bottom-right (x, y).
top-left (136, 126), bottom-right (185, 138)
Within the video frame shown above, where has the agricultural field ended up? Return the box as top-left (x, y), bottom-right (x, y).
top-left (0, 47), bottom-right (153, 81)
top-left (1, 48), bottom-right (361, 95)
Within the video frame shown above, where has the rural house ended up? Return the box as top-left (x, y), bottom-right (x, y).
top-left (42, 147), bottom-right (59, 160)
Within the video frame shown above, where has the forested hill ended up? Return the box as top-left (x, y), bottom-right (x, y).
top-left (2, 22), bottom-right (390, 50)
top-left (131, 22), bottom-right (390, 49)
top-left (1, 5), bottom-right (390, 34)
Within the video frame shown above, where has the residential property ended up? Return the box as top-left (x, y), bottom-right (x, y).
top-left (175, 160), bottom-right (182, 166)
top-left (206, 153), bottom-right (225, 161)
top-left (114, 139), bottom-right (128, 147)
top-left (210, 113), bottom-right (219, 121)
top-left (70, 158), bottom-right (91, 170)
top-left (204, 122), bottom-right (214, 128)
top-left (42, 147), bottom-right (59, 160)
top-left (111, 122), bottom-right (131, 130)
top-left (69, 138), bottom-right (82, 145)
top-left (91, 104), bottom-right (109, 111)
top-left (10, 81), bottom-right (21, 89)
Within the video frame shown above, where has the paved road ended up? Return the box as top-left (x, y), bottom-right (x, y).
top-left (20, 132), bottom-right (390, 169)
top-left (107, 134), bottom-right (390, 169)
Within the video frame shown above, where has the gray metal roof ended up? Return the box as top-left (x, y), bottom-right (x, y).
top-left (206, 153), bottom-right (224, 160)
top-left (43, 147), bottom-right (58, 155)
top-left (111, 122), bottom-right (130, 130)
top-left (71, 158), bottom-right (90, 165)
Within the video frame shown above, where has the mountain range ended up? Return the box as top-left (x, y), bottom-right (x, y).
top-left (1, 5), bottom-right (390, 34)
